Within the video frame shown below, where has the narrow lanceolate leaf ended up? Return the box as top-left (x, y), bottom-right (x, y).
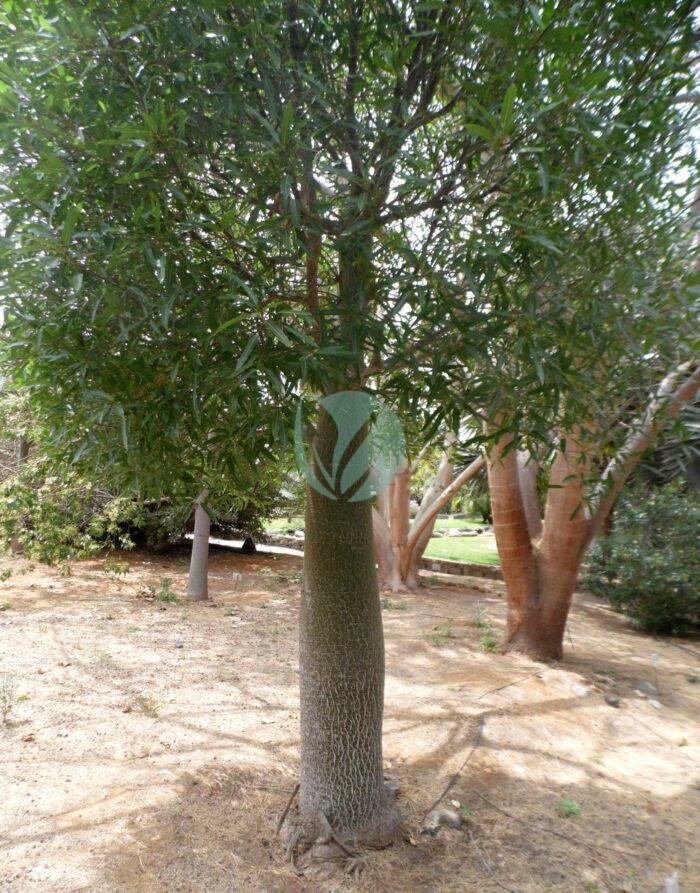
top-left (500, 85), bottom-right (517, 130)
top-left (464, 122), bottom-right (493, 142)
top-left (62, 203), bottom-right (82, 244)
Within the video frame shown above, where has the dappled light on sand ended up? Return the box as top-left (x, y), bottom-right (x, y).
top-left (1, 548), bottom-right (697, 892)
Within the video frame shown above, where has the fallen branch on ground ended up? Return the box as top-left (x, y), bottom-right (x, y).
top-left (275, 782), bottom-right (299, 835)
top-left (468, 829), bottom-right (524, 893)
top-left (472, 791), bottom-right (640, 857)
top-left (477, 662), bottom-right (557, 699)
top-left (423, 715), bottom-right (485, 817)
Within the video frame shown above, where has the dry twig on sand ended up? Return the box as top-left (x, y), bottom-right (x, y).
top-left (476, 662), bottom-right (557, 700)
top-left (423, 715), bottom-right (485, 817)
top-left (275, 783), bottom-right (299, 835)
top-left (468, 830), bottom-right (524, 893)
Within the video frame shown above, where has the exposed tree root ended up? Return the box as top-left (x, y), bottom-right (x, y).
top-left (277, 783), bottom-right (401, 878)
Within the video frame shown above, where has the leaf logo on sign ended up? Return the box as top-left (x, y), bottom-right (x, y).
top-left (294, 392), bottom-right (405, 502)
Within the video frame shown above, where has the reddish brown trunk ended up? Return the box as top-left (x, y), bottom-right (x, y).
top-left (504, 582), bottom-right (570, 660)
top-left (487, 434), bottom-right (539, 637)
top-left (489, 431), bottom-right (590, 661)
top-left (490, 368), bottom-right (700, 661)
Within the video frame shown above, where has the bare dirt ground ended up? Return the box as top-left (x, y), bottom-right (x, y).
top-left (0, 547), bottom-right (698, 893)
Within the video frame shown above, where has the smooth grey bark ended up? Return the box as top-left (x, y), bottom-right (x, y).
top-left (186, 489), bottom-right (210, 601)
top-left (298, 411), bottom-right (401, 846)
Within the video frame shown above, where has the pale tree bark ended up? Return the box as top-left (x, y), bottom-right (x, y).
top-left (516, 450), bottom-right (542, 540)
top-left (488, 363), bottom-right (700, 661)
top-left (372, 432), bottom-right (486, 591)
top-left (585, 363), bottom-right (700, 547)
top-left (186, 489), bottom-right (211, 601)
top-left (10, 437), bottom-right (30, 555)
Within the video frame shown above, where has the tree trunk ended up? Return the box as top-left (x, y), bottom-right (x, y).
top-left (506, 590), bottom-right (573, 661)
top-left (488, 432), bottom-right (588, 661)
top-left (10, 437), bottom-right (30, 555)
top-left (298, 409), bottom-right (401, 846)
top-left (488, 368), bottom-right (700, 662)
top-left (487, 435), bottom-right (540, 642)
top-left (373, 446), bottom-right (484, 592)
top-left (186, 489), bottom-right (210, 601)
top-left (372, 505), bottom-right (404, 591)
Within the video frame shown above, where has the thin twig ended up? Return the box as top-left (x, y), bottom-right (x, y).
top-left (254, 784), bottom-right (296, 794)
top-left (666, 641), bottom-right (700, 660)
top-left (276, 782), bottom-right (299, 835)
top-left (472, 792), bottom-right (640, 857)
top-left (468, 829), bottom-right (524, 893)
top-left (424, 716), bottom-right (484, 816)
top-left (477, 663), bottom-right (557, 700)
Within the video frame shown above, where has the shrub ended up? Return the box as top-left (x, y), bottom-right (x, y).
top-left (583, 484), bottom-right (700, 635)
top-left (0, 463), bottom-right (143, 565)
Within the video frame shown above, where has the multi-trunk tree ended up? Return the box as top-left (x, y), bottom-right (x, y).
top-left (1, 0), bottom-right (697, 863)
top-left (373, 433), bottom-right (485, 590)
top-left (488, 364), bottom-right (700, 661)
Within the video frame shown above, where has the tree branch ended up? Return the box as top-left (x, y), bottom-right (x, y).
top-left (588, 362), bottom-right (700, 543)
top-left (404, 453), bottom-right (486, 566)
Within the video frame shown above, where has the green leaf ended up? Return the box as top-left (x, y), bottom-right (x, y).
top-left (264, 320), bottom-right (292, 347)
top-left (464, 123), bottom-right (492, 142)
top-left (62, 203), bottom-right (82, 244)
top-left (500, 85), bottom-right (517, 130)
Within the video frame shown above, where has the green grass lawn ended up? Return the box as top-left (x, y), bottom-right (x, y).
top-left (264, 515), bottom-right (500, 566)
top-left (423, 534), bottom-right (500, 565)
top-left (432, 517), bottom-right (487, 530)
top-left (264, 516), bottom-right (305, 532)
top-left (265, 515), bottom-right (486, 532)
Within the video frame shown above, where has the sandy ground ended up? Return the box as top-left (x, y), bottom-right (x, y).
top-left (0, 547), bottom-right (698, 893)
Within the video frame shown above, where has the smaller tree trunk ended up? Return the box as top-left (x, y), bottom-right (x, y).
top-left (187, 489), bottom-right (211, 601)
top-left (373, 443), bottom-right (485, 591)
top-left (10, 437), bottom-right (30, 555)
top-left (489, 364), bottom-right (700, 661)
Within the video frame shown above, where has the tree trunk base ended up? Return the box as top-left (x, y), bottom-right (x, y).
top-left (378, 578), bottom-right (411, 594)
top-left (377, 571), bottom-right (422, 593)
top-left (505, 626), bottom-right (563, 662)
top-left (281, 785), bottom-right (402, 872)
top-left (186, 592), bottom-right (209, 602)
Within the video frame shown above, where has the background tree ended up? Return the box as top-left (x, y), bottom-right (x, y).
top-left (0, 0), bottom-right (293, 593)
top-left (487, 363), bottom-right (700, 660)
top-left (373, 430), bottom-right (486, 590)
